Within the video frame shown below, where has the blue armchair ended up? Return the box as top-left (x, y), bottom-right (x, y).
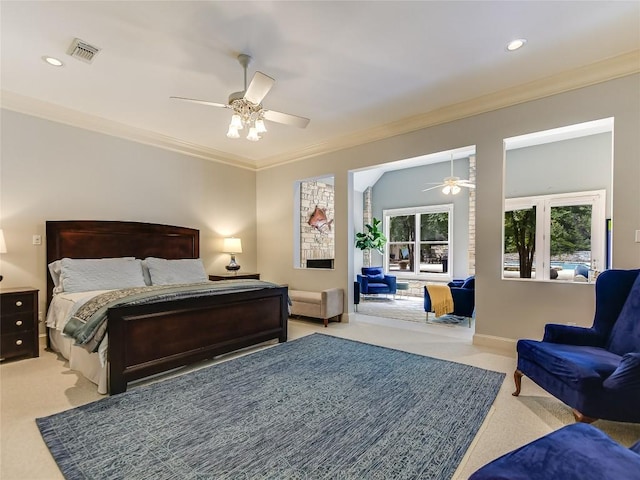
top-left (424, 275), bottom-right (475, 318)
top-left (357, 267), bottom-right (397, 296)
top-left (513, 268), bottom-right (640, 423)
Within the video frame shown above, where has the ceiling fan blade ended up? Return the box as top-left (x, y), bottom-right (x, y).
top-left (458, 181), bottom-right (476, 188)
top-left (244, 71), bottom-right (275, 105)
top-left (422, 184), bottom-right (445, 192)
top-left (170, 96), bottom-right (229, 109)
top-left (263, 109), bottom-right (311, 129)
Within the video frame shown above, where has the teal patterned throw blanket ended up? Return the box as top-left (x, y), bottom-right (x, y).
top-left (63, 280), bottom-right (280, 353)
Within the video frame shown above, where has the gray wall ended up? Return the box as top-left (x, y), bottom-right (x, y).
top-left (506, 132), bottom-right (612, 215)
top-left (255, 74), bottom-right (640, 345)
top-left (0, 110), bottom-right (257, 328)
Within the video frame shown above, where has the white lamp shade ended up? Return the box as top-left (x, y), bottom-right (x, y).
top-left (255, 119), bottom-right (267, 133)
top-left (451, 185), bottom-right (461, 195)
top-left (223, 237), bottom-right (242, 254)
top-left (0, 229), bottom-right (6, 254)
top-left (226, 125), bottom-right (240, 139)
top-left (230, 114), bottom-right (243, 129)
top-left (246, 127), bottom-right (260, 142)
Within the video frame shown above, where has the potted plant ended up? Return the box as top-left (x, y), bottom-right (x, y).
top-left (355, 218), bottom-right (387, 267)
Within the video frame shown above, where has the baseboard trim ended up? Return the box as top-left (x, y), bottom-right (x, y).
top-left (473, 333), bottom-right (517, 356)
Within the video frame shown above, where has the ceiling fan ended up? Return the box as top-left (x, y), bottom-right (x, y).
top-left (171, 54), bottom-right (310, 141)
top-left (422, 155), bottom-right (475, 195)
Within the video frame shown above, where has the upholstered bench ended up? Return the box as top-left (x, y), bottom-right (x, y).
top-left (289, 288), bottom-right (344, 327)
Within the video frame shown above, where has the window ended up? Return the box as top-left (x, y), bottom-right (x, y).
top-left (383, 205), bottom-right (452, 278)
top-left (503, 190), bottom-right (605, 282)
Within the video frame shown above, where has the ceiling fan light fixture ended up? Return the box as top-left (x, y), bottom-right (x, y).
top-left (230, 114), bottom-right (243, 130)
top-left (246, 127), bottom-right (260, 142)
top-left (255, 118), bottom-right (267, 133)
top-left (226, 125), bottom-right (240, 139)
top-left (442, 185), bottom-right (451, 195)
top-left (451, 185), bottom-right (461, 195)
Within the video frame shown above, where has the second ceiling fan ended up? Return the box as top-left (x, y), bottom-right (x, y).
top-left (422, 155), bottom-right (475, 195)
top-left (171, 54), bottom-right (310, 141)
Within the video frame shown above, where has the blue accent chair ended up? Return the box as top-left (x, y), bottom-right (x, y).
top-left (513, 268), bottom-right (640, 423)
top-left (424, 275), bottom-right (475, 318)
top-left (357, 267), bottom-right (397, 296)
top-left (470, 423), bottom-right (640, 480)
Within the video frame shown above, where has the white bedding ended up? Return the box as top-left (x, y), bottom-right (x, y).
top-left (46, 291), bottom-right (110, 394)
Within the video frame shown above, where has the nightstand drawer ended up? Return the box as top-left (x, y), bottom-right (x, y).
top-left (1, 312), bottom-right (34, 334)
top-left (0, 331), bottom-right (36, 360)
top-left (1, 292), bottom-right (36, 316)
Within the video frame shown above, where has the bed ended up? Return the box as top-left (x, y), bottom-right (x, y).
top-left (45, 220), bottom-right (288, 395)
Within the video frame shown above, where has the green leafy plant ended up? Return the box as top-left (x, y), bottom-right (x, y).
top-left (355, 218), bottom-right (387, 254)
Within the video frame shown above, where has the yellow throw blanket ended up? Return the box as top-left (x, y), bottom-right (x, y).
top-left (426, 284), bottom-right (454, 317)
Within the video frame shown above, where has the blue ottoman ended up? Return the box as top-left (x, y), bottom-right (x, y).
top-left (470, 423), bottom-right (640, 480)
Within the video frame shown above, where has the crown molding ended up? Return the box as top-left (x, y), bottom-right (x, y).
top-left (256, 50), bottom-right (640, 170)
top-left (0, 91), bottom-right (257, 171)
top-left (2, 50), bottom-right (638, 173)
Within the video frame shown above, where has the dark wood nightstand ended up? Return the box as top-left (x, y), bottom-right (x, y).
top-left (0, 287), bottom-right (39, 361)
top-left (209, 273), bottom-right (260, 281)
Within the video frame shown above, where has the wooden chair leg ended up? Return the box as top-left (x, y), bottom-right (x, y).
top-left (324, 318), bottom-right (328, 328)
top-left (512, 369), bottom-right (523, 396)
top-left (572, 409), bottom-right (597, 423)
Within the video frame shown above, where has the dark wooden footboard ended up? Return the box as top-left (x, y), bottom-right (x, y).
top-left (107, 286), bottom-right (288, 394)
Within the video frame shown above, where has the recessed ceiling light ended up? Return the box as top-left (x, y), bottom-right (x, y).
top-left (43, 56), bottom-right (64, 67)
top-left (506, 39), bottom-right (527, 52)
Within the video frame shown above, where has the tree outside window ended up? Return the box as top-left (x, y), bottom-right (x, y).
top-left (504, 191), bottom-right (604, 281)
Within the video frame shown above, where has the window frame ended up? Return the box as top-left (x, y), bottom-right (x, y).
top-left (383, 204), bottom-right (453, 280)
top-left (503, 189), bottom-right (606, 282)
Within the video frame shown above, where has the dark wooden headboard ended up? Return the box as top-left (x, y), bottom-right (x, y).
top-left (45, 220), bottom-right (199, 306)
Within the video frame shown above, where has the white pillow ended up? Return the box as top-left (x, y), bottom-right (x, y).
top-left (58, 258), bottom-right (146, 293)
top-left (143, 257), bottom-right (208, 285)
top-left (48, 260), bottom-right (64, 293)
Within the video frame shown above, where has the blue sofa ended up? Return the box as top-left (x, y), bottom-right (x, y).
top-left (356, 267), bottom-right (397, 296)
top-left (513, 268), bottom-right (640, 423)
top-left (470, 423), bottom-right (640, 480)
top-left (424, 275), bottom-right (475, 318)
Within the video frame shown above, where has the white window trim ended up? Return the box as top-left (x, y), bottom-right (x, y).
top-left (383, 204), bottom-right (453, 281)
top-left (504, 189), bottom-right (606, 282)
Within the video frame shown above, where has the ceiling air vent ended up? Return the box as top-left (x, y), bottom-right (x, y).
top-left (67, 38), bottom-right (101, 64)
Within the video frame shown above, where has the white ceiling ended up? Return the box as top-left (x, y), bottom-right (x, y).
top-left (1, 1), bottom-right (638, 170)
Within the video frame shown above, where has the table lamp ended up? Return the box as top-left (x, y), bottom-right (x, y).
top-left (223, 237), bottom-right (242, 272)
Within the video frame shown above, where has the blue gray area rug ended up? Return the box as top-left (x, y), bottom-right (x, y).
top-left (37, 334), bottom-right (505, 480)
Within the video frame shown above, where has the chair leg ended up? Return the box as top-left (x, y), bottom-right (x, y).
top-left (512, 369), bottom-right (523, 396)
top-left (572, 409), bottom-right (597, 424)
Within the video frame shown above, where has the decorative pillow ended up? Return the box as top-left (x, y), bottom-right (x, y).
top-left (367, 273), bottom-right (386, 281)
top-left (461, 276), bottom-right (475, 290)
top-left (362, 267), bottom-right (383, 276)
top-left (58, 257), bottom-right (146, 293)
top-left (143, 257), bottom-right (208, 285)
